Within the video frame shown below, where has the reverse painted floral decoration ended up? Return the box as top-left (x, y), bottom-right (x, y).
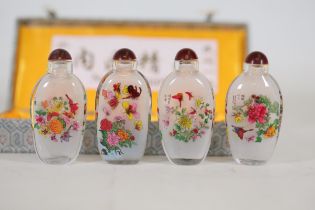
top-left (33, 95), bottom-right (80, 142)
top-left (99, 118), bottom-right (136, 155)
top-left (162, 92), bottom-right (213, 142)
top-left (231, 94), bottom-right (280, 142)
top-left (158, 48), bottom-right (215, 165)
top-left (225, 51), bottom-right (283, 165)
top-left (99, 82), bottom-right (143, 155)
top-left (96, 48), bottom-right (151, 163)
top-left (31, 48), bottom-right (86, 165)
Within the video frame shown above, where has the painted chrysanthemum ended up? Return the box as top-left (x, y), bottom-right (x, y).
top-left (163, 92), bottom-right (213, 142)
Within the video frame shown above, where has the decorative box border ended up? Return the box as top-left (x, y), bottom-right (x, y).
top-left (0, 119), bottom-right (230, 156)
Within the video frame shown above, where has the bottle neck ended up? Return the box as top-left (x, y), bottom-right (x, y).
top-left (113, 60), bottom-right (137, 73)
top-left (48, 61), bottom-right (73, 75)
top-left (175, 60), bottom-right (199, 72)
top-left (244, 64), bottom-right (268, 76)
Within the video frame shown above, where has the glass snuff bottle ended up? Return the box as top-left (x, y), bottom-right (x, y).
top-left (226, 51), bottom-right (283, 165)
top-left (31, 49), bottom-right (87, 165)
top-left (158, 48), bottom-right (215, 165)
top-left (95, 48), bottom-right (151, 164)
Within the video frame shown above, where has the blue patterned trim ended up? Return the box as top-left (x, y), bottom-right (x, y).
top-left (0, 119), bottom-right (230, 156)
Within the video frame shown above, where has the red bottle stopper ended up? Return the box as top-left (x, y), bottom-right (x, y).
top-left (175, 48), bottom-right (198, 60)
top-left (48, 49), bottom-right (72, 61)
top-left (113, 48), bottom-right (136, 60)
top-left (245, 51), bottom-right (268, 65)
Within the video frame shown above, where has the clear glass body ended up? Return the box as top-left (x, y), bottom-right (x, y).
top-left (158, 60), bottom-right (215, 165)
top-left (226, 64), bottom-right (283, 165)
top-left (31, 61), bottom-right (87, 165)
top-left (95, 60), bottom-right (152, 164)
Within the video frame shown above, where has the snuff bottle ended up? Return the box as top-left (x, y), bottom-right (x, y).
top-left (226, 51), bottom-right (283, 165)
top-left (95, 48), bottom-right (151, 164)
top-left (31, 49), bottom-right (86, 165)
top-left (158, 48), bottom-right (215, 165)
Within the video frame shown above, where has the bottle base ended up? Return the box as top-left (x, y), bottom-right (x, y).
top-left (42, 156), bottom-right (72, 165)
top-left (235, 158), bottom-right (267, 166)
top-left (106, 160), bottom-right (139, 165)
top-left (170, 158), bottom-right (203, 165)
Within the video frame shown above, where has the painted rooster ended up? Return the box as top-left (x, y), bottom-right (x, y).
top-left (172, 93), bottom-right (183, 107)
top-left (232, 126), bottom-right (253, 140)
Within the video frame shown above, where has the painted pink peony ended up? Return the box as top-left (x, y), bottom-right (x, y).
top-left (248, 103), bottom-right (268, 124)
top-left (107, 132), bottom-right (120, 147)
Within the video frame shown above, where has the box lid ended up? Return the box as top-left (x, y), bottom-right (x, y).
top-left (0, 18), bottom-right (247, 122)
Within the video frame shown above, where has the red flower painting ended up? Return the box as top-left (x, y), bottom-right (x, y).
top-left (248, 103), bottom-right (268, 124)
top-left (100, 118), bottom-right (112, 131)
top-left (66, 94), bottom-right (79, 114)
top-left (172, 93), bottom-right (183, 107)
